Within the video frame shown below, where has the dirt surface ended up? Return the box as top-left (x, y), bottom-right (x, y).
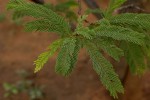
top-left (0, 0), bottom-right (150, 100)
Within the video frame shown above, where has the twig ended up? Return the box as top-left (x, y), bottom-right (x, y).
top-left (122, 66), bottom-right (129, 86)
top-left (77, 0), bottom-right (82, 15)
top-left (116, 4), bottom-right (147, 13)
top-left (31, 0), bottom-right (44, 4)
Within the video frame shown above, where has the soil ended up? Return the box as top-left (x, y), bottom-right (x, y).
top-left (0, 0), bottom-right (150, 100)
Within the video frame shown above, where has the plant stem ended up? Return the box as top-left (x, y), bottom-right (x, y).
top-left (77, 0), bottom-right (82, 15)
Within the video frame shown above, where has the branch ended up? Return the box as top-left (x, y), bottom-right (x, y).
top-left (77, 0), bottom-right (82, 15)
top-left (31, 0), bottom-right (44, 4)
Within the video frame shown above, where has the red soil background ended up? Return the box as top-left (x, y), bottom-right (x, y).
top-left (0, 0), bottom-right (150, 100)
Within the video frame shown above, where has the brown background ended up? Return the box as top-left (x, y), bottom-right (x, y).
top-left (0, 0), bottom-right (150, 100)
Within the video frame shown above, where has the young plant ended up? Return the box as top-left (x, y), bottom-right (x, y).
top-left (3, 70), bottom-right (45, 100)
top-left (7, 0), bottom-right (150, 98)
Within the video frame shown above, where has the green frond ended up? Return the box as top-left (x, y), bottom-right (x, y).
top-left (74, 15), bottom-right (94, 39)
top-left (7, 0), bottom-right (150, 98)
top-left (121, 42), bottom-right (146, 74)
top-left (12, 11), bottom-right (24, 20)
top-left (76, 15), bottom-right (88, 29)
top-left (7, 0), bottom-right (70, 36)
top-left (43, 1), bottom-right (77, 22)
top-left (55, 0), bottom-right (78, 12)
top-left (109, 13), bottom-right (150, 32)
top-left (106, 0), bottom-right (126, 17)
top-left (94, 25), bottom-right (145, 45)
top-left (55, 38), bottom-right (81, 76)
top-left (96, 18), bottom-right (110, 26)
top-left (144, 35), bottom-right (150, 57)
top-left (34, 39), bottom-right (63, 73)
top-left (85, 41), bottom-right (124, 98)
top-left (94, 38), bottom-right (124, 61)
top-left (25, 19), bottom-right (66, 34)
top-left (75, 27), bottom-right (94, 39)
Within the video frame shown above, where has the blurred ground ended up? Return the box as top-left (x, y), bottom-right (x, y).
top-left (0, 0), bottom-right (150, 100)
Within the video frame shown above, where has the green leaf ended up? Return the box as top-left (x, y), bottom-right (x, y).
top-left (94, 38), bottom-right (124, 61)
top-left (25, 19), bottom-right (67, 34)
top-left (106, 0), bottom-right (126, 17)
top-left (85, 42), bottom-right (124, 98)
top-left (75, 27), bottom-right (94, 39)
top-left (55, 0), bottom-right (78, 12)
top-left (94, 25), bottom-right (145, 45)
top-left (3, 83), bottom-right (19, 94)
top-left (75, 15), bottom-right (94, 39)
top-left (109, 13), bottom-right (150, 32)
top-left (34, 39), bottom-right (63, 73)
top-left (121, 42), bottom-right (146, 74)
top-left (7, 0), bottom-right (70, 36)
top-left (55, 38), bottom-right (81, 76)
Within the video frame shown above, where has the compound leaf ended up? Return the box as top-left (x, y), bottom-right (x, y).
top-left (109, 13), bottom-right (150, 32)
top-left (7, 0), bottom-right (70, 35)
top-left (94, 25), bottom-right (145, 45)
top-left (121, 42), bottom-right (146, 74)
top-left (55, 38), bottom-right (81, 76)
top-left (34, 39), bottom-right (63, 73)
top-left (94, 38), bottom-right (124, 61)
top-left (85, 42), bottom-right (124, 98)
top-left (106, 0), bottom-right (126, 17)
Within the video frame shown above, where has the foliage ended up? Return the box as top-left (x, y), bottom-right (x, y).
top-left (109, 13), bottom-right (150, 31)
top-left (106, 0), bottom-right (127, 17)
top-left (3, 70), bottom-right (45, 100)
top-left (34, 39), bottom-right (63, 73)
top-left (11, 0), bottom-right (78, 23)
top-left (85, 41), bottom-right (124, 97)
top-left (49, 0), bottom-right (78, 22)
top-left (7, 0), bottom-right (150, 98)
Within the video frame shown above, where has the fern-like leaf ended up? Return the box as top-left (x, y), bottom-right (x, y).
top-left (34, 39), bottom-right (63, 73)
top-left (55, 0), bottom-right (78, 12)
top-left (94, 25), bottom-right (145, 45)
top-left (25, 19), bottom-right (67, 34)
top-left (75, 15), bottom-right (94, 39)
top-left (94, 38), bottom-right (124, 61)
top-left (109, 13), bottom-right (150, 32)
top-left (55, 38), bottom-right (81, 76)
top-left (85, 41), bottom-right (124, 98)
top-left (106, 0), bottom-right (126, 17)
top-left (121, 42), bottom-right (146, 74)
top-left (7, 0), bottom-right (70, 35)
top-left (75, 27), bottom-right (94, 39)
